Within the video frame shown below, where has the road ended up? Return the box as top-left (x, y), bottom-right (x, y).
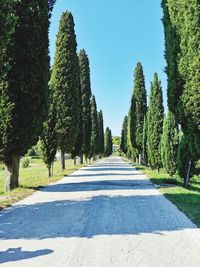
top-left (0, 156), bottom-right (200, 267)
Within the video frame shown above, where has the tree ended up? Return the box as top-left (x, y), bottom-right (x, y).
top-left (147, 73), bottom-right (164, 171)
top-left (90, 96), bottom-right (99, 160)
top-left (129, 62), bottom-right (147, 163)
top-left (105, 127), bottom-right (112, 157)
top-left (161, 111), bottom-right (179, 176)
top-left (162, 0), bottom-right (200, 159)
top-left (0, 1), bottom-right (51, 191)
top-left (98, 110), bottom-right (104, 158)
top-left (142, 114), bottom-right (148, 165)
top-left (177, 134), bottom-right (195, 184)
top-left (79, 49), bottom-right (92, 161)
top-left (39, 90), bottom-right (58, 177)
top-left (50, 11), bottom-right (80, 170)
top-left (120, 115), bottom-right (128, 154)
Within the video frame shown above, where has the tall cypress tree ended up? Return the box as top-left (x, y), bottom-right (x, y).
top-left (39, 89), bottom-right (58, 177)
top-left (162, 0), bottom-right (200, 159)
top-left (50, 11), bottom-right (80, 170)
top-left (0, 1), bottom-right (51, 191)
top-left (79, 49), bottom-right (92, 161)
top-left (98, 110), bottom-right (105, 157)
top-left (161, 111), bottom-right (179, 176)
top-left (105, 127), bottom-right (112, 157)
top-left (147, 73), bottom-right (164, 171)
top-left (90, 95), bottom-right (99, 160)
top-left (142, 114), bottom-right (148, 165)
top-left (120, 115), bottom-right (128, 154)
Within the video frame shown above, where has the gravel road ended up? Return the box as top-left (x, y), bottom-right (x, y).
top-left (0, 156), bottom-right (200, 267)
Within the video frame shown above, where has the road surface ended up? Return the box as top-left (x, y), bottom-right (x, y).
top-left (0, 156), bottom-right (200, 266)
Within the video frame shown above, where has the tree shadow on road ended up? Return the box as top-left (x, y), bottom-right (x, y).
top-left (0, 247), bottom-right (53, 264)
top-left (0, 194), bottom-right (196, 241)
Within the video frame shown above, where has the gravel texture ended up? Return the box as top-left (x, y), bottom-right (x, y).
top-left (0, 156), bottom-right (200, 267)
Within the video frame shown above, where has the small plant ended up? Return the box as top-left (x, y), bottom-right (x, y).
top-left (0, 164), bottom-right (5, 171)
top-left (21, 157), bottom-right (30, 168)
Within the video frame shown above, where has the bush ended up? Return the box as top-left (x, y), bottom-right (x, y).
top-left (0, 164), bottom-right (5, 171)
top-left (21, 157), bottom-right (30, 168)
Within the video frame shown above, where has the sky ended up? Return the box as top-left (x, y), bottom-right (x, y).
top-left (49, 0), bottom-right (167, 136)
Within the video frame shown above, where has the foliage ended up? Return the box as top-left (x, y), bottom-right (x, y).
top-left (21, 157), bottom-right (30, 169)
top-left (142, 114), bottom-right (148, 165)
top-left (112, 136), bottom-right (120, 145)
top-left (104, 127), bottom-right (113, 157)
top-left (147, 73), bottom-right (164, 171)
top-left (0, 0), bottom-right (50, 190)
top-left (39, 89), bottom-right (58, 176)
top-left (79, 49), bottom-right (92, 159)
top-left (161, 111), bottom-right (179, 176)
top-left (177, 134), bottom-right (195, 179)
top-left (90, 96), bottom-right (99, 158)
top-left (50, 11), bottom-right (80, 154)
top-left (162, 0), bottom-right (200, 157)
top-left (120, 115), bottom-right (128, 154)
top-left (129, 62), bottom-right (147, 155)
top-left (98, 110), bottom-right (105, 156)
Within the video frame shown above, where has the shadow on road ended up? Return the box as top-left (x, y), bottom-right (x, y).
top-left (0, 194), bottom-right (195, 241)
top-left (0, 247), bottom-right (53, 264)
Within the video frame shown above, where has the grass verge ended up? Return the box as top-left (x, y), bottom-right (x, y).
top-left (124, 158), bottom-right (200, 227)
top-left (0, 158), bottom-right (86, 210)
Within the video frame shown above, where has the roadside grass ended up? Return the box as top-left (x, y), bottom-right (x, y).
top-left (124, 158), bottom-right (200, 227)
top-left (0, 158), bottom-right (86, 210)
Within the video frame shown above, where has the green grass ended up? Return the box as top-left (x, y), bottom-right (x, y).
top-left (127, 161), bottom-right (200, 227)
top-left (0, 158), bottom-right (86, 210)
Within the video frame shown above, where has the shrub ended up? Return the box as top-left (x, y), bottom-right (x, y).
top-left (21, 157), bottom-right (30, 168)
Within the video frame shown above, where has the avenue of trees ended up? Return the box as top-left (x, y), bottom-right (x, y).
top-left (0, 4), bottom-right (111, 191)
top-left (120, 0), bottom-right (200, 186)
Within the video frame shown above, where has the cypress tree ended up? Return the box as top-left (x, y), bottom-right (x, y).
top-left (39, 89), bottom-right (57, 177)
top-left (79, 49), bottom-right (92, 161)
top-left (142, 114), bottom-right (148, 165)
top-left (105, 127), bottom-right (112, 157)
top-left (162, 0), bottom-right (200, 158)
top-left (161, 111), bottom-right (179, 176)
top-left (120, 115), bottom-right (128, 154)
top-left (0, 1), bottom-right (51, 191)
top-left (50, 11), bottom-right (80, 170)
top-left (90, 95), bottom-right (99, 160)
top-left (98, 110), bottom-right (105, 158)
top-left (130, 62), bottom-right (147, 163)
top-left (147, 73), bottom-right (164, 171)
top-left (127, 111), bottom-right (137, 161)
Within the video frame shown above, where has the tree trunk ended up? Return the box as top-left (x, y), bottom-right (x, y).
top-left (61, 149), bottom-right (65, 170)
top-left (139, 153), bottom-right (142, 165)
top-left (48, 166), bottom-right (51, 178)
top-left (74, 157), bottom-right (77, 166)
top-left (80, 154), bottom-right (83, 164)
top-left (5, 155), bottom-right (20, 192)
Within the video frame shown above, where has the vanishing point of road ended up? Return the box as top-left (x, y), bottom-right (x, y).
top-left (0, 156), bottom-right (200, 267)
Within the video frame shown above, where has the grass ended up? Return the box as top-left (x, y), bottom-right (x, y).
top-left (126, 159), bottom-right (200, 227)
top-left (0, 158), bottom-right (86, 210)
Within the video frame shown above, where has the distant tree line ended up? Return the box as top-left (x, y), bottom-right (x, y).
top-left (0, 4), bottom-right (112, 191)
top-left (121, 0), bottom-right (199, 187)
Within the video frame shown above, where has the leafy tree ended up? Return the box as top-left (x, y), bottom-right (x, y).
top-left (98, 110), bottom-right (105, 157)
top-left (120, 115), bottom-right (128, 154)
top-left (129, 62), bottom-right (147, 163)
top-left (162, 0), bottom-right (200, 159)
top-left (161, 111), bottom-right (179, 176)
top-left (0, 1), bottom-right (51, 191)
top-left (147, 73), bottom-right (164, 171)
top-left (142, 114), bottom-right (148, 165)
top-left (50, 11), bottom-right (80, 170)
top-left (79, 49), bottom-right (92, 161)
top-left (105, 127), bottom-right (112, 157)
top-left (90, 96), bottom-right (99, 160)
top-left (39, 89), bottom-right (58, 177)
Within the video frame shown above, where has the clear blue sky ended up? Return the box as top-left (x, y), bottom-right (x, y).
top-left (49, 0), bottom-right (167, 136)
